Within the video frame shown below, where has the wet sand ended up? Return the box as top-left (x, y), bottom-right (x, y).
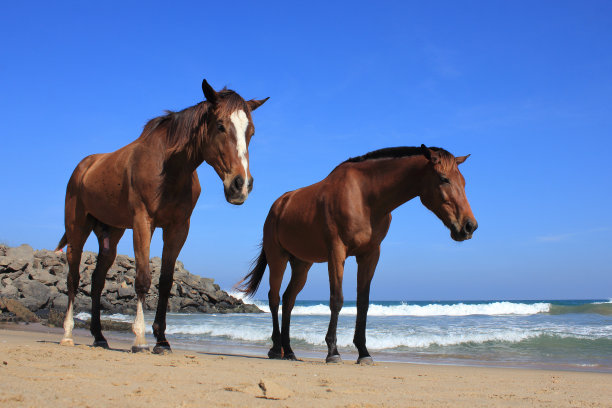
top-left (1, 324), bottom-right (611, 407)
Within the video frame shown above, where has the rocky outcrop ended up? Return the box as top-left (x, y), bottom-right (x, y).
top-left (0, 244), bottom-right (261, 319)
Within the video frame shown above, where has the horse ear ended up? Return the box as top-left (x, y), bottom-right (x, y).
top-left (247, 97), bottom-right (270, 111)
top-left (420, 144), bottom-right (431, 160)
top-left (421, 144), bottom-right (439, 164)
top-left (202, 79), bottom-right (218, 104)
top-left (456, 154), bottom-right (470, 165)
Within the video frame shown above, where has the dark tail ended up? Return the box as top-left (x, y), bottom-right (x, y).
top-left (54, 233), bottom-right (67, 252)
top-left (236, 243), bottom-right (267, 297)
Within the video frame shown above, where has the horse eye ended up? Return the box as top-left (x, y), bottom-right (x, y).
top-left (440, 175), bottom-right (450, 184)
top-left (217, 123), bottom-right (226, 133)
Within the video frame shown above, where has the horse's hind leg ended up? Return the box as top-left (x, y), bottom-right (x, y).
top-left (90, 224), bottom-right (125, 348)
top-left (353, 248), bottom-right (380, 365)
top-left (152, 221), bottom-right (190, 354)
top-left (325, 242), bottom-right (347, 363)
top-left (60, 213), bottom-right (94, 346)
top-left (280, 258), bottom-right (312, 360)
top-left (266, 244), bottom-right (289, 359)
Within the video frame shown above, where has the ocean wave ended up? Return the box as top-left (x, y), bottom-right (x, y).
top-left (548, 302), bottom-right (612, 316)
top-left (255, 301), bottom-right (551, 316)
top-left (154, 321), bottom-right (539, 348)
top-left (163, 323), bottom-right (270, 342)
top-left (75, 312), bottom-right (134, 322)
top-left (340, 329), bottom-right (539, 349)
top-left (157, 323), bottom-right (612, 351)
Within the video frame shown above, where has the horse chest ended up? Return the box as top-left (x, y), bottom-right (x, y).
top-left (345, 216), bottom-right (391, 254)
top-left (343, 226), bottom-right (374, 252)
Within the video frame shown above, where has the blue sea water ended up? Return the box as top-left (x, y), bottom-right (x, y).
top-left (79, 298), bottom-right (612, 372)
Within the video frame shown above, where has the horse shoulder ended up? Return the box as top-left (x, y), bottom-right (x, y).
top-left (191, 171), bottom-right (201, 202)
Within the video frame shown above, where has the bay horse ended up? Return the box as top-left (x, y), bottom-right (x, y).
top-left (239, 145), bottom-right (477, 364)
top-left (55, 79), bottom-right (268, 353)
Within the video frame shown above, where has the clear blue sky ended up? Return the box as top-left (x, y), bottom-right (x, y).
top-left (1, 1), bottom-right (611, 300)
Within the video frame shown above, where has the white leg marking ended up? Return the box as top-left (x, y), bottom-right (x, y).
top-left (60, 302), bottom-right (74, 346)
top-left (132, 300), bottom-right (147, 348)
top-left (230, 109), bottom-right (250, 196)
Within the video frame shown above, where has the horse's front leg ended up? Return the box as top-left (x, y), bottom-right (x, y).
top-left (152, 221), bottom-right (190, 354)
top-left (325, 243), bottom-right (346, 363)
top-left (353, 248), bottom-right (380, 365)
top-left (131, 213), bottom-right (154, 353)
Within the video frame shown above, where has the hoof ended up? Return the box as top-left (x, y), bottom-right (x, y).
top-left (59, 338), bottom-right (74, 347)
top-left (357, 356), bottom-right (374, 365)
top-left (131, 345), bottom-right (150, 353)
top-left (153, 342), bottom-right (172, 355)
top-left (325, 354), bottom-right (342, 364)
top-left (92, 339), bottom-right (109, 349)
top-left (283, 352), bottom-right (298, 361)
top-left (268, 349), bottom-right (283, 359)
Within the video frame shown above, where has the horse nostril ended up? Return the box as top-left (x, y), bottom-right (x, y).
top-left (464, 220), bottom-right (477, 234)
top-left (232, 176), bottom-right (244, 191)
top-left (247, 177), bottom-right (254, 192)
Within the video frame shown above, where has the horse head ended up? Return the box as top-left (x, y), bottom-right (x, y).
top-left (201, 79), bottom-right (269, 205)
top-left (419, 144), bottom-right (478, 241)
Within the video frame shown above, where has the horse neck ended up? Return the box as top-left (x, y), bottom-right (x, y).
top-left (164, 149), bottom-right (200, 177)
top-left (359, 156), bottom-right (427, 216)
top-left (157, 102), bottom-right (210, 172)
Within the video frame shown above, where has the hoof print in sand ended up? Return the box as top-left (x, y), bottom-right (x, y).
top-left (257, 379), bottom-right (292, 400)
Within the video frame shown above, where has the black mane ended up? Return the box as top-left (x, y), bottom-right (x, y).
top-left (341, 146), bottom-right (449, 165)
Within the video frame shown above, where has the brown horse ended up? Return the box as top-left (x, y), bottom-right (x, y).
top-left (239, 145), bottom-right (477, 364)
top-left (55, 79), bottom-right (268, 353)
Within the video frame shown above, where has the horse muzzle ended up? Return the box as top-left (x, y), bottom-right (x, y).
top-left (224, 175), bottom-right (253, 205)
top-left (450, 219), bottom-right (478, 241)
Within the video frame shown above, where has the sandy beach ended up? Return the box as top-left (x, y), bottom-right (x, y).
top-left (1, 324), bottom-right (610, 407)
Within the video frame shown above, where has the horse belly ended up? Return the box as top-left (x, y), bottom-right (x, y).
top-left (276, 205), bottom-right (329, 263)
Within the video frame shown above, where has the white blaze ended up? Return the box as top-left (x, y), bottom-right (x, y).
top-left (230, 109), bottom-right (249, 194)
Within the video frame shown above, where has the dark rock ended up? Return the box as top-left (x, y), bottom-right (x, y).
top-left (104, 281), bottom-right (120, 293)
top-left (117, 286), bottom-right (133, 298)
top-left (35, 269), bottom-right (60, 285)
top-left (82, 252), bottom-right (96, 265)
top-left (181, 298), bottom-right (199, 308)
top-left (168, 297), bottom-right (182, 312)
top-left (6, 244), bottom-right (34, 260)
top-left (98, 319), bottom-right (132, 332)
top-left (51, 293), bottom-right (68, 310)
top-left (0, 297), bottom-right (39, 322)
top-left (0, 282), bottom-right (18, 297)
top-left (6, 258), bottom-right (29, 272)
top-left (238, 304), bottom-right (262, 313)
top-left (14, 280), bottom-right (50, 311)
top-left (75, 294), bottom-right (92, 312)
top-left (35, 308), bottom-right (50, 320)
top-left (46, 308), bottom-right (65, 327)
top-left (0, 256), bottom-right (10, 268)
top-left (0, 244), bottom-right (262, 317)
top-left (56, 278), bottom-right (67, 293)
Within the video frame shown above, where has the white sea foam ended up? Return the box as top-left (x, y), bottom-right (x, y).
top-left (226, 289), bottom-right (247, 301)
top-left (331, 329), bottom-right (540, 349)
top-left (75, 312), bottom-right (133, 322)
top-left (157, 322), bottom-right (542, 349)
top-left (255, 301), bottom-right (551, 316)
top-left (164, 324), bottom-right (270, 342)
